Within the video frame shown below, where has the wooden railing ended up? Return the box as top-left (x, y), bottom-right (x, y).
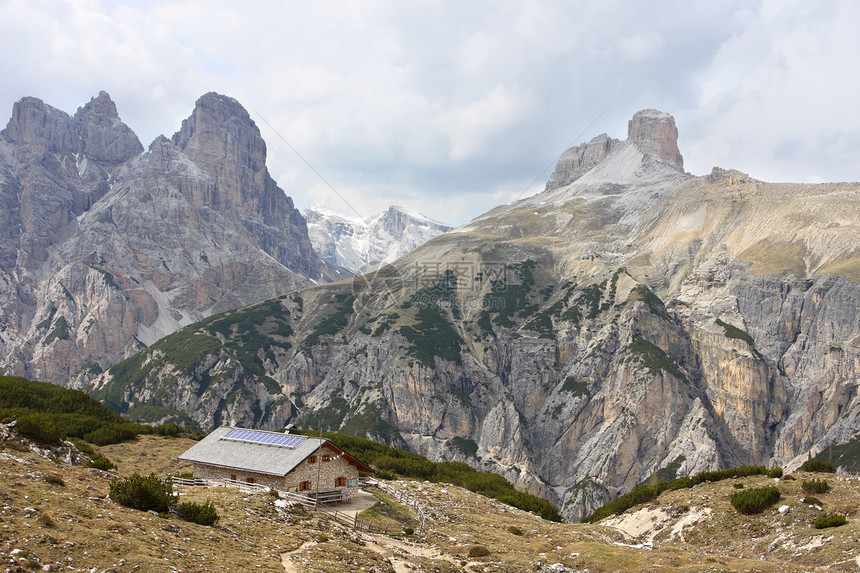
top-left (170, 475), bottom-right (420, 535)
top-left (171, 476), bottom-right (270, 493)
top-left (321, 508), bottom-right (408, 535)
top-left (281, 490), bottom-right (349, 507)
top-left (368, 481), bottom-right (427, 532)
top-left (171, 477), bottom-right (208, 487)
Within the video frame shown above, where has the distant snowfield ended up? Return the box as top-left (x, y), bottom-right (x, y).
top-left (304, 205), bottom-right (453, 274)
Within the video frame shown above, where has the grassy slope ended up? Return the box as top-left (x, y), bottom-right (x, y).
top-left (297, 430), bottom-right (562, 522)
top-left (1, 436), bottom-right (857, 572)
top-left (0, 375), bottom-right (186, 446)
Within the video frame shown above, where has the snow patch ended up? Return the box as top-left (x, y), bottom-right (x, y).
top-left (135, 281), bottom-right (196, 346)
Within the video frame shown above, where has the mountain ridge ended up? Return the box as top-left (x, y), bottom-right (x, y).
top-left (304, 204), bottom-right (453, 274)
top-left (56, 107), bottom-right (860, 522)
top-left (0, 91), bottom-right (343, 388)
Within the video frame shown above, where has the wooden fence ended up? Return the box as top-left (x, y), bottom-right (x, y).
top-left (368, 481), bottom-right (427, 532)
top-left (170, 475), bottom-right (425, 535)
top-left (320, 508), bottom-right (410, 535)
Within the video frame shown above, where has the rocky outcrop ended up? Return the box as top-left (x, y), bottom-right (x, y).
top-left (305, 205), bottom-right (453, 274)
top-left (627, 109), bottom-right (683, 171)
top-left (545, 109), bottom-right (684, 193)
top-left (545, 134), bottom-right (621, 191)
top-left (0, 91), bottom-right (340, 387)
top-left (74, 91), bottom-right (145, 165)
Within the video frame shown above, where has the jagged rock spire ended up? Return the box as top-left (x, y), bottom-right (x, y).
top-left (545, 108), bottom-right (684, 191)
top-left (627, 109), bottom-right (683, 171)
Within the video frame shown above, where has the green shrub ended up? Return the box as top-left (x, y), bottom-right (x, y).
top-left (375, 469), bottom-right (396, 480)
top-left (15, 413), bottom-right (63, 444)
top-left (403, 527), bottom-right (414, 536)
top-left (69, 438), bottom-right (95, 455)
top-left (812, 513), bottom-right (846, 529)
top-left (802, 479), bottom-right (830, 494)
top-left (730, 486), bottom-right (781, 514)
top-left (801, 496), bottom-right (822, 506)
top-left (83, 424), bottom-right (136, 446)
top-left (507, 525), bottom-right (524, 536)
top-left (800, 460), bottom-right (835, 473)
top-left (733, 482), bottom-right (745, 489)
top-left (85, 453), bottom-right (116, 471)
top-left (109, 473), bottom-right (176, 513)
top-left (467, 546), bottom-right (490, 558)
top-left (583, 464), bottom-right (776, 523)
top-left (0, 376), bottom-right (155, 447)
top-left (154, 422), bottom-right (185, 436)
top-left (176, 499), bottom-right (219, 526)
top-left (767, 467), bottom-right (783, 478)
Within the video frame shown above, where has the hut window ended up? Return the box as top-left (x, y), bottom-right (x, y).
top-left (299, 481), bottom-right (312, 491)
top-left (247, 477), bottom-right (256, 484)
top-left (335, 476), bottom-right (348, 487)
top-left (307, 455), bottom-right (317, 464)
top-left (231, 474), bottom-right (237, 481)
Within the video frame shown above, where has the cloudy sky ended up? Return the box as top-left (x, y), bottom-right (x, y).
top-left (1, 0), bottom-right (858, 225)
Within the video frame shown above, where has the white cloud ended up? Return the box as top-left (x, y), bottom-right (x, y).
top-left (684, 0), bottom-right (860, 181)
top-left (1, 0), bottom-right (858, 225)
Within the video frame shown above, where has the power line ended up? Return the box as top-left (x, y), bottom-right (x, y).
top-left (514, 106), bottom-right (609, 201)
top-left (250, 106), bottom-right (366, 221)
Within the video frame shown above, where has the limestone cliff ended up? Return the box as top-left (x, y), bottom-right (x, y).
top-left (0, 91), bottom-right (341, 387)
top-left (90, 109), bottom-right (860, 522)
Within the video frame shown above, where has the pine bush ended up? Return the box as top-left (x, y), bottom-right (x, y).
top-left (109, 473), bottom-right (176, 513)
top-left (801, 479), bottom-right (830, 494)
top-left (730, 485), bottom-right (781, 514)
top-left (800, 460), bottom-right (835, 473)
top-left (812, 513), bottom-right (846, 529)
top-left (176, 499), bottom-right (220, 526)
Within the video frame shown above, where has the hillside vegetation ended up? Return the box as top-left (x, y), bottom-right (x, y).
top-left (0, 376), bottom-right (190, 446)
top-left (297, 430), bottom-right (562, 521)
top-left (1, 432), bottom-right (858, 572)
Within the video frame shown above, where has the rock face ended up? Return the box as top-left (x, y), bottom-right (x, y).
top-left (0, 91), bottom-right (340, 387)
top-left (545, 109), bottom-right (683, 193)
top-left (545, 134), bottom-right (621, 192)
top-left (89, 109), bottom-right (860, 523)
top-left (305, 205), bottom-right (453, 274)
top-left (627, 109), bottom-right (683, 171)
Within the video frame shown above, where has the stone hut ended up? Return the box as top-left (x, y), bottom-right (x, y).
top-left (177, 427), bottom-right (373, 498)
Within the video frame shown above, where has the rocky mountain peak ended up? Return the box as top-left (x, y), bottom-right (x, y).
top-left (74, 91), bottom-right (119, 126)
top-left (627, 108), bottom-right (683, 171)
top-left (1, 96), bottom-right (81, 156)
top-left (0, 90), bottom-right (340, 388)
top-left (544, 133), bottom-right (621, 192)
top-left (0, 92), bottom-right (142, 167)
top-left (171, 92), bottom-right (265, 173)
top-left (545, 109), bottom-right (685, 192)
top-left (73, 91), bottom-right (143, 165)
top-left (305, 204), bottom-right (453, 274)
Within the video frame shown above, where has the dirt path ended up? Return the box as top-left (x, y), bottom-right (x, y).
top-left (329, 490), bottom-right (378, 518)
top-left (359, 532), bottom-right (482, 572)
top-left (280, 540), bottom-right (317, 573)
top-left (281, 490), bottom-right (480, 572)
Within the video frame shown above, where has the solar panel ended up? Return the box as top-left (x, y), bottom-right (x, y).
top-left (223, 429), bottom-right (308, 448)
